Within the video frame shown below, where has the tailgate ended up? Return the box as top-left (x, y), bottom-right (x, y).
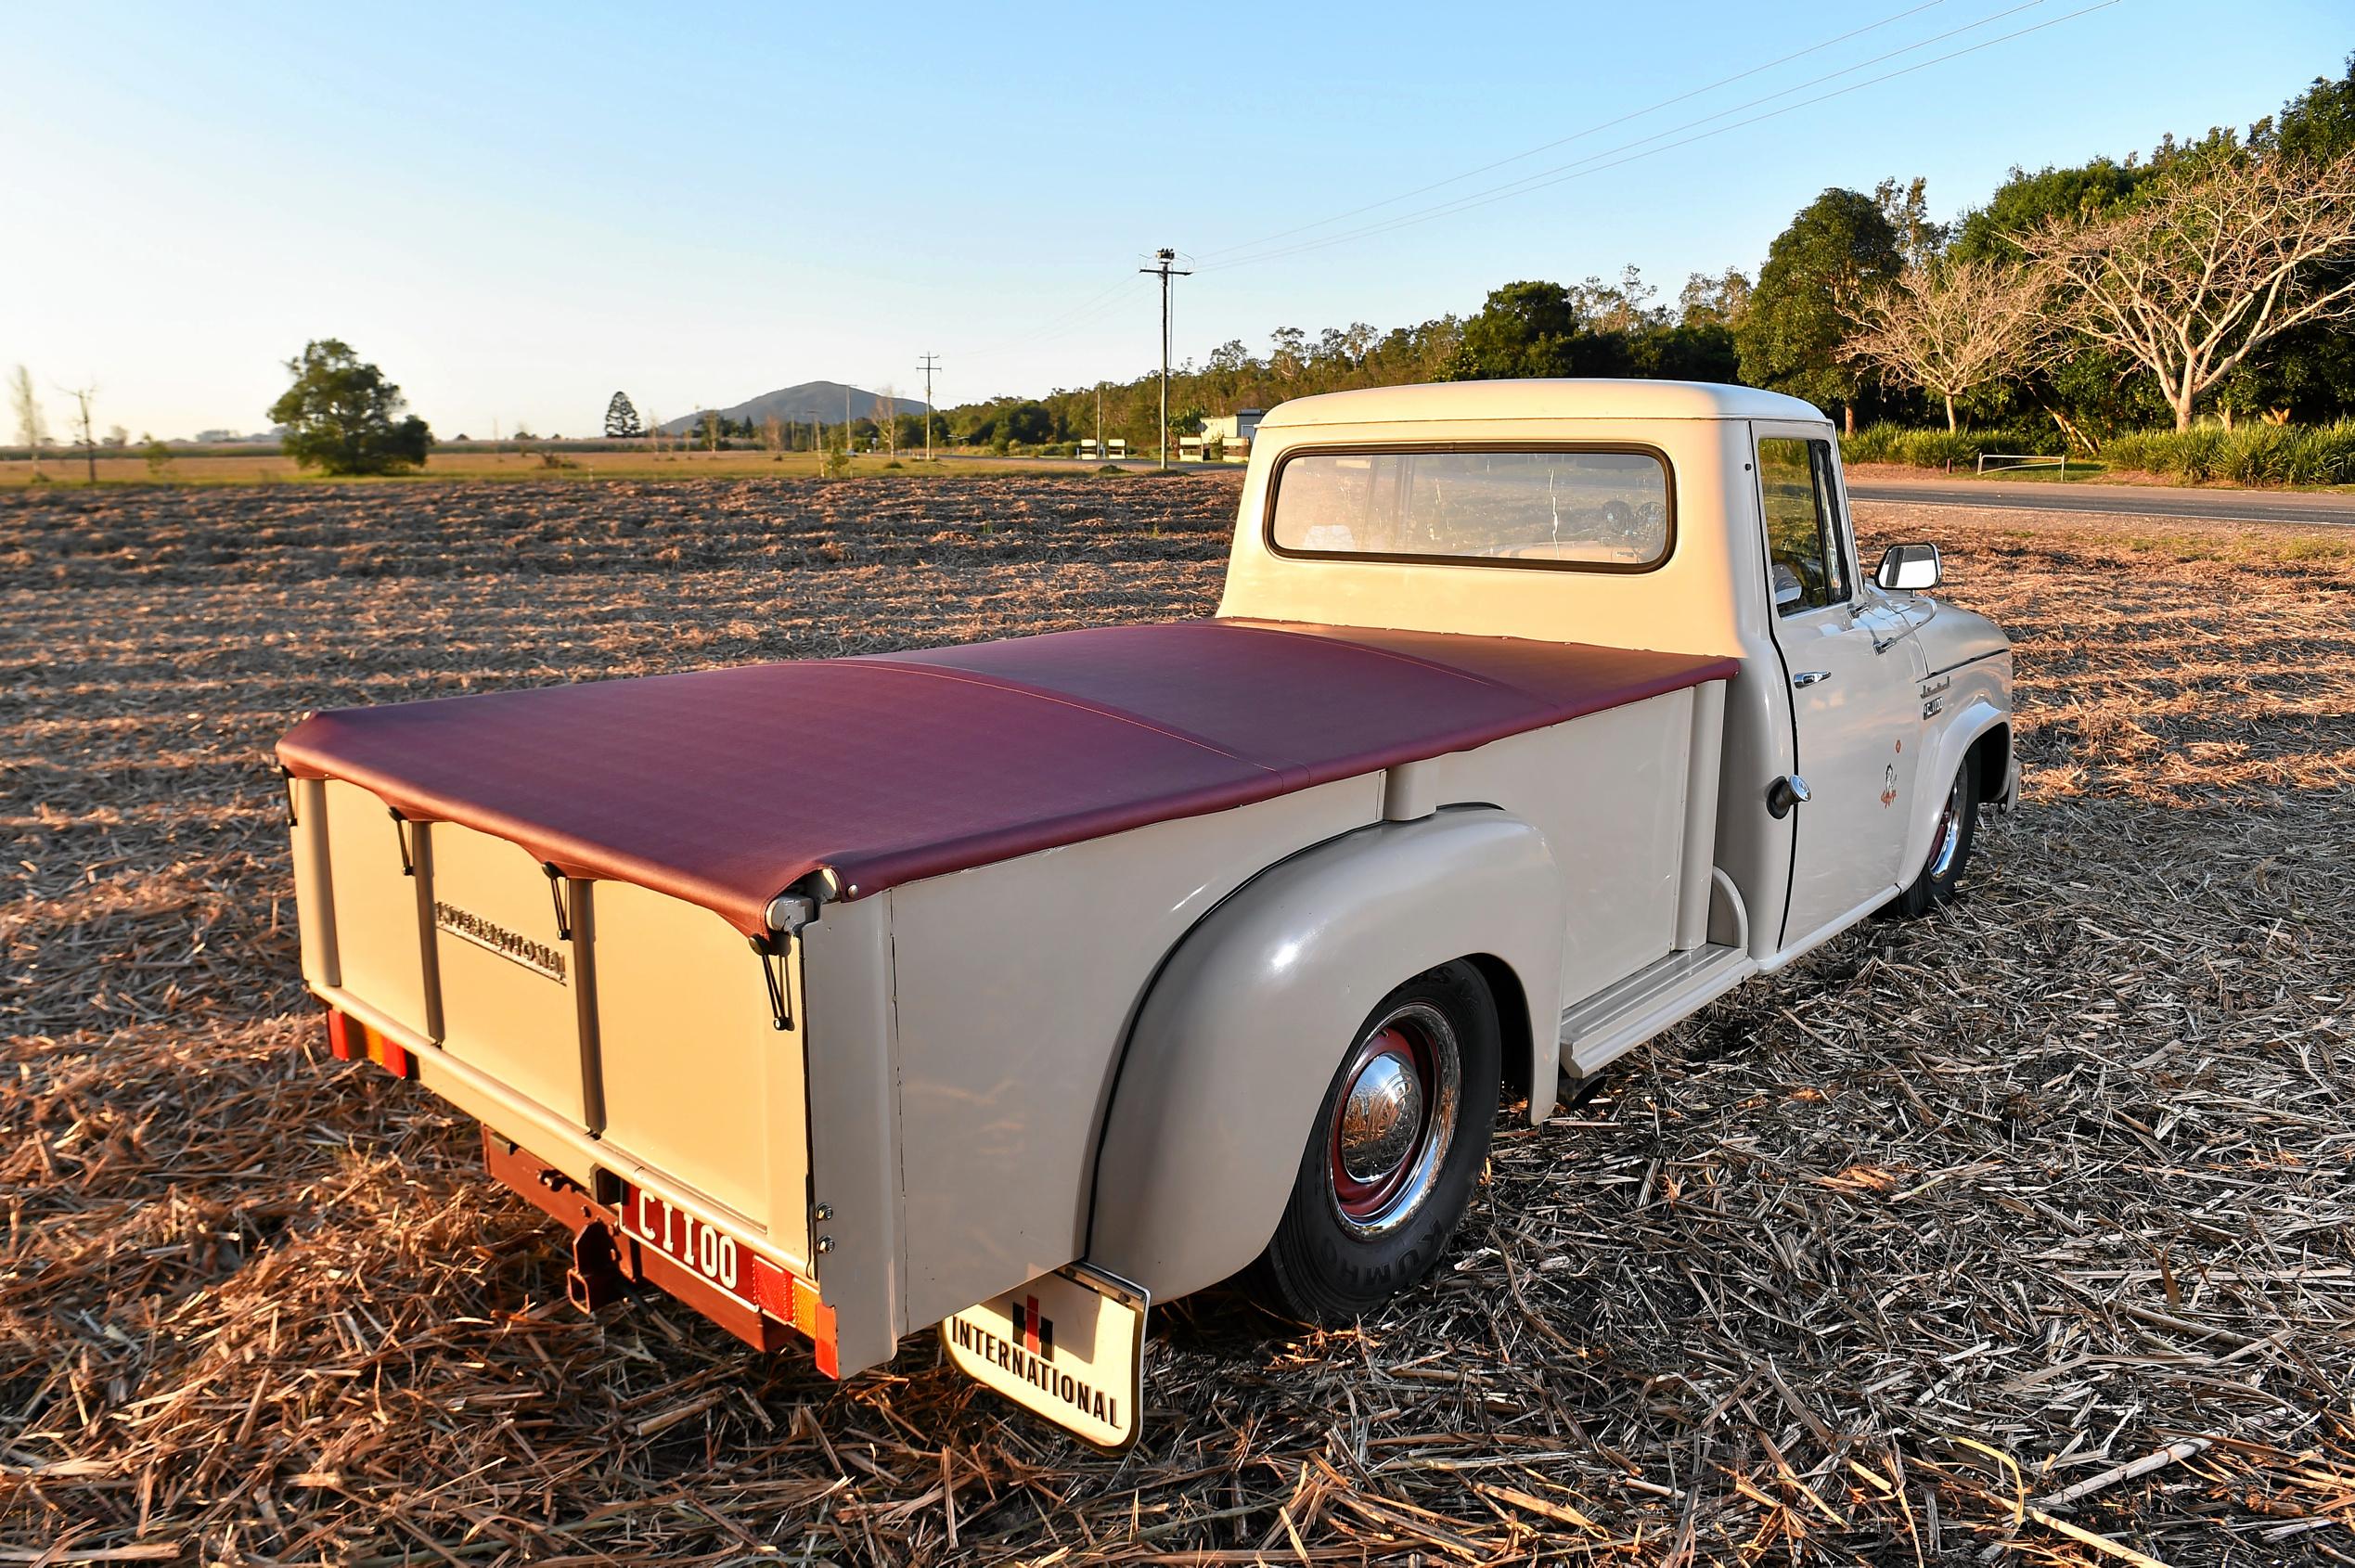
top-left (289, 775), bottom-right (813, 1273)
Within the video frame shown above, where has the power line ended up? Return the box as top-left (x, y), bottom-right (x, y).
top-left (926, 0), bottom-right (2117, 396)
top-left (1203, 0), bottom-right (2117, 275)
top-left (1197, 0), bottom-right (1951, 263)
top-left (958, 274), bottom-right (1148, 362)
top-left (985, 277), bottom-right (1154, 360)
top-left (1204, 0), bottom-right (2064, 273)
top-left (959, 2), bottom-right (1957, 364)
top-left (1140, 249), bottom-right (1191, 470)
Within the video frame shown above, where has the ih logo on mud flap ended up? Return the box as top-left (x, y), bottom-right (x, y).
top-left (1011, 1295), bottom-right (1053, 1356)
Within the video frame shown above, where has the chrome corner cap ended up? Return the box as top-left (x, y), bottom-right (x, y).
top-left (765, 893), bottom-right (818, 934)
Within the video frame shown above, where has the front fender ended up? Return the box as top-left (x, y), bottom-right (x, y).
top-left (1903, 687), bottom-right (2008, 880)
top-left (1085, 809), bottom-right (1565, 1303)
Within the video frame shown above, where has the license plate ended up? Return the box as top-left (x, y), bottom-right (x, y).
top-left (624, 1187), bottom-right (751, 1305)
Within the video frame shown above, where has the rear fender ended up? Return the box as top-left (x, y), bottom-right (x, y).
top-left (1084, 809), bottom-right (1564, 1303)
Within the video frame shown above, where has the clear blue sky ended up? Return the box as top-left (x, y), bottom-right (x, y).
top-left (5, 1), bottom-right (2346, 438)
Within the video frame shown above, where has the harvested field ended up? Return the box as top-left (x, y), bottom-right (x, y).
top-left (4, 476), bottom-right (2351, 1566)
top-left (0, 450), bottom-right (1094, 487)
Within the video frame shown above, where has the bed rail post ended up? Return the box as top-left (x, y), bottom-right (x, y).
top-left (1673, 679), bottom-right (1727, 952)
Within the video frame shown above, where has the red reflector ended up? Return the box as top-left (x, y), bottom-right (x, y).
top-left (747, 1253), bottom-right (839, 1378)
top-left (749, 1253), bottom-right (793, 1318)
top-left (321, 1007), bottom-right (414, 1081)
top-left (813, 1313), bottom-right (839, 1380)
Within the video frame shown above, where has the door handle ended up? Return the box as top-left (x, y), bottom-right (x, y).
top-left (1792, 671), bottom-right (1831, 688)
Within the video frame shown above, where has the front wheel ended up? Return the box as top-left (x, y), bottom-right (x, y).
top-left (1890, 756), bottom-right (1979, 919)
top-left (1248, 962), bottom-right (1500, 1324)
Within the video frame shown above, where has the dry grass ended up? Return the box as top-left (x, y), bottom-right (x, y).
top-left (3, 478), bottom-right (2350, 1565)
top-left (0, 450), bottom-right (1113, 488)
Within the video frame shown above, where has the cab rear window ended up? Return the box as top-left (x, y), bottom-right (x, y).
top-left (1268, 446), bottom-right (1672, 572)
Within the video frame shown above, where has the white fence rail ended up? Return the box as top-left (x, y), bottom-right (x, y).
top-left (1975, 451), bottom-right (2070, 480)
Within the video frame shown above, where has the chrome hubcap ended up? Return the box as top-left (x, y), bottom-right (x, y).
top-left (1928, 776), bottom-right (1965, 879)
top-left (1327, 1002), bottom-right (1461, 1238)
top-left (1339, 1052), bottom-right (1423, 1183)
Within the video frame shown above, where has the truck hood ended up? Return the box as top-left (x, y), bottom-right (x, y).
top-left (279, 619), bottom-right (1735, 937)
top-left (1915, 600), bottom-right (2010, 675)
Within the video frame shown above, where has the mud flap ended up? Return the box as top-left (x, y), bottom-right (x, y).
top-left (941, 1265), bottom-right (1147, 1451)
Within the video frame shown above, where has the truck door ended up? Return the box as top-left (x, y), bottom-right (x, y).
top-left (1752, 427), bottom-right (1924, 948)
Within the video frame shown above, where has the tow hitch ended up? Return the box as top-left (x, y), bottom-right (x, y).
top-left (566, 1220), bottom-right (628, 1312)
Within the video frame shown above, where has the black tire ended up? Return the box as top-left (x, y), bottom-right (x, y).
top-left (1890, 755), bottom-right (1979, 919)
top-left (1249, 961), bottom-right (1501, 1325)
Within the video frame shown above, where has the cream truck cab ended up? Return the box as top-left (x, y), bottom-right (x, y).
top-left (278, 379), bottom-right (2014, 1448)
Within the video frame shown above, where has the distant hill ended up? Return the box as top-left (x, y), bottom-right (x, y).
top-left (658, 380), bottom-right (928, 433)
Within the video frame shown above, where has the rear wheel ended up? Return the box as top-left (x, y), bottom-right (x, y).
top-left (1890, 757), bottom-right (1978, 919)
top-left (1249, 962), bottom-right (1500, 1324)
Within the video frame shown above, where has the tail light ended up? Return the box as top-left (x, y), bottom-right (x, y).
top-left (324, 1006), bottom-right (414, 1079)
top-left (750, 1253), bottom-right (841, 1377)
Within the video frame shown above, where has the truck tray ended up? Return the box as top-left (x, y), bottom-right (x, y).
top-left (280, 618), bottom-right (1735, 937)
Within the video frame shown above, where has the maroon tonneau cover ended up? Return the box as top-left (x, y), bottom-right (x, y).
top-left (279, 620), bottom-right (1736, 937)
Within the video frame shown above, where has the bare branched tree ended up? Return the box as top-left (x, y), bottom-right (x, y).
top-left (58, 381), bottom-right (99, 483)
top-left (2024, 146), bottom-right (2355, 431)
top-left (8, 365), bottom-right (49, 478)
top-left (1842, 258), bottom-right (2051, 431)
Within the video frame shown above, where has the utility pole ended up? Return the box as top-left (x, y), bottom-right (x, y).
top-left (917, 353), bottom-right (940, 464)
top-left (1095, 381), bottom-right (1104, 464)
top-left (1139, 248), bottom-right (1191, 470)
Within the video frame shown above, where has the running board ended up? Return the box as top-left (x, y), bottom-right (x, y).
top-left (1558, 943), bottom-right (1757, 1081)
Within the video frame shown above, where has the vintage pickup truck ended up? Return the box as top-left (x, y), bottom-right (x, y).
top-left (277, 379), bottom-right (2014, 1447)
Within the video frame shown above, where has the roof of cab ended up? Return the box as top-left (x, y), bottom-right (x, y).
top-left (1258, 379), bottom-right (1827, 429)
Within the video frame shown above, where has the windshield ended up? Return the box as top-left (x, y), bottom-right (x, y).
top-left (1268, 447), bottom-right (1671, 571)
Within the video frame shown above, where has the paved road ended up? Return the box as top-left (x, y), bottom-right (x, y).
top-left (1849, 477), bottom-right (2355, 526)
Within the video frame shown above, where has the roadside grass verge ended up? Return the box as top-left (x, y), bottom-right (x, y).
top-left (2104, 420), bottom-right (2355, 485)
top-left (1845, 419), bottom-right (2355, 490)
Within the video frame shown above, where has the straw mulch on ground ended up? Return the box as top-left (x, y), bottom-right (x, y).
top-left (4, 476), bottom-right (2350, 1565)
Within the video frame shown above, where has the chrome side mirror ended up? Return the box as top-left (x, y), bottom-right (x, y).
top-left (1875, 542), bottom-right (1942, 592)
